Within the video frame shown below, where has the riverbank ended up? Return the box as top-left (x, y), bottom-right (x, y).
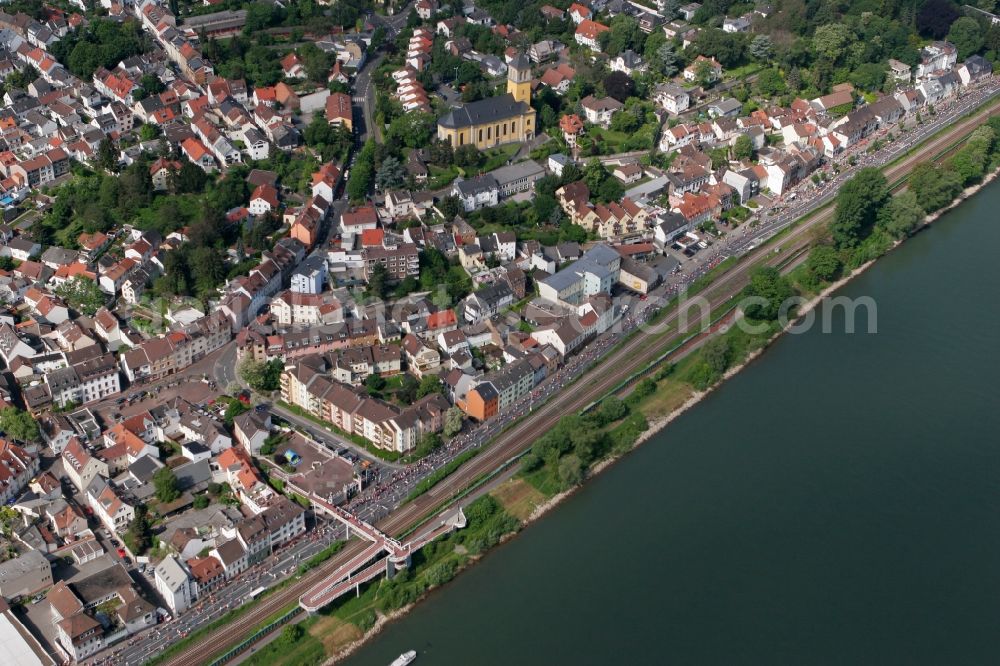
top-left (344, 170), bottom-right (1000, 665)
top-left (319, 161), bottom-right (1000, 666)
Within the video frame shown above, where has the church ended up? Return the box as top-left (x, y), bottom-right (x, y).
top-left (437, 54), bottom-right (536, 150)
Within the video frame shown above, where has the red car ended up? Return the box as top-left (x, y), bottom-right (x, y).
top-left (117, 548), bottom-right (127, 558)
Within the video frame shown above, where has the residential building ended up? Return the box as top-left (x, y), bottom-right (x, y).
top-left (580, 95), bottom-right (623, 128)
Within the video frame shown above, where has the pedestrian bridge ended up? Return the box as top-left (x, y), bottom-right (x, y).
top-left (300, 497), bottom-right (465, 612)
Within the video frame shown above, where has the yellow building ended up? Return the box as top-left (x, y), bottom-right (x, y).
top-left (437, 54), bottom-right (536, 150)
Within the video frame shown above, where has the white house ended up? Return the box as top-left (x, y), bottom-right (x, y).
top-left (154, 555), bottom-right (196, 614)
top-left (654, 84), bottom-right (690, 115)
top-left (452, 174), bottom-right (499, 212)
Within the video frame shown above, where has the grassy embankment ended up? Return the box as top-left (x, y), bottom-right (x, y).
top-left (227, 495), bottom-right (521, 666)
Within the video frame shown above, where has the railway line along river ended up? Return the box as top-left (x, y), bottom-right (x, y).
top-left (345, 179), bottom-right (1000, 665)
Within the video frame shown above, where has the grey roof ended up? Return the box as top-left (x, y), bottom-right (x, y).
top-left (471, 281), bottom-right (512, 306)
top-left (175, 459), bottom-right (212, 489)
top-left (128, 454), bottom-right (163, 483)
top-left (509, 52), bottom-right (531, 71)
top-left (438, 94), bottom-right (531, 130)
top-left (710, 97), bottom-right (742, 114)
top-left (474, 381), bottom-right (498, 401)
top-left (454, 174), bottom-right (499, 196)
top-left (657, 211), bottom-right (688, 235)
top-left (489, 159), bottom-right (545, 187)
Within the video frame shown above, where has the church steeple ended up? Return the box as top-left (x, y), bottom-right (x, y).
top-left (506, 52), bottom-right (532, 105)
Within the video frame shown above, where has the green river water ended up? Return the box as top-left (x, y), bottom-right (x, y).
top-left (346, 180), bottom-right (1000, 666)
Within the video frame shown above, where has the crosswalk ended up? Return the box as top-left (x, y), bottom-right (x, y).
top-left (352, 96), bottom-right (365, 104)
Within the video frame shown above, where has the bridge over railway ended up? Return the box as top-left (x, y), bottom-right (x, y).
top-left (300, 496), bottom-right (465, 612)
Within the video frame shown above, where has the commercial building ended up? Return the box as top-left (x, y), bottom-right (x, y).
top-left (0, 551), bottom-right (52, 600)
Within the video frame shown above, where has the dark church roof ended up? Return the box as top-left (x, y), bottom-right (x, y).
top-left (438, 94), bottom-right (532, 130)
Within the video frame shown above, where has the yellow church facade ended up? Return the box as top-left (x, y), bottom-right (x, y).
top-left (437, 54), bottom-right (536, 150)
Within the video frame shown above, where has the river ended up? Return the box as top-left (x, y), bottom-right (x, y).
top-left (346, 182), bottom-right (1000, 665)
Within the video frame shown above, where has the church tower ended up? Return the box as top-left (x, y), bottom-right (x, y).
top-left (506, 53), bottom-right (532, 105)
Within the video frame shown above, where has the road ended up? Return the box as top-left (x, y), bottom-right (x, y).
top-left (354, 3), bottom-right (414, 144)
top-left (139, 78), bottom-right (1000, 666)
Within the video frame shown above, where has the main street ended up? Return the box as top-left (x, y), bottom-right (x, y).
top-left (144, 78), bottom-right (1000, 666)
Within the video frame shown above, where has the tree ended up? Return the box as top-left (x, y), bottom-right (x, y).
top-left (175, 160), bottom-right (209, 194)
top-left (366, 263), bottom-right (390, 300)
top-left (742, 266), bottom-right (795, 321)
top-left (733, 134), bottom-right (754, 161)
top-left (239, 358), bottom-right (283, 392)
top-left (375, 156), bottom-right (405, 191)
top-left (583, 158), bottom-right (610, 193)
top-left (748, 34), bottom-right (773, 61)
top-left (701, 337), bottom-right (732, 375)
top-left (139, 123), bottom-right (161, 141)
top-left (224, 398), bottom-right (250, 426)
top-left (654, 43), bottom-right (680, 78)
top-left (596, 397), bottom-right (628, 425)
top-left (153, 468), bottom-right (181, 503)
top-left (908, 162), bottom-right (963, 213)
top-left (877, 190), bottom-right (925, 239)
top-left (831, 168), bottom-right (889, 248)
top-left (438, 195), bottom-right (462, 222)
top-left (139, 73), bottom-right (164, 97)
top-left (948, 126), bottom-right (994, 185)
top-left (443, 407), bottom-right (464, 437)
top-left (416, 374), bottom-right (444, 399)
top-left (754, 68), bottom-right (787, 98)
top-left (603, 71), bottom-right (635, 102)
top-left (848, 63), bottom-right (887, 92)
top-left (453, 144), bottom-right (481, 168)
top-left (55, 276), bottom-right (107, 316)
top-left (558, 454), bottom-right (585, 488)
top-left (0, 408), bottom-right (39, 441)
top-left (428, 139), bottom-right (453, 166)
top-left (917, 0), bottom-right (961, 39)
top-left (193, 495), bottom-right (210, 509)
top-left (805, 245), bottom-right (842, 283)
top-left (365, 373), bottom-right (387, 396)
top-left (694, 59), bottom-right (715, 87)
top-left (298, 43), bottom-right (331, 83)
top-left (606, 15), bottom-right (643, 56)
top-left (123, 504), bottom-right (152, 554)
top-left (97, 137), bottom-right (118, 172)
top-left (591, 174), bottom-right (619, 201)
top-left (691, 28), bottom-right (747, 68)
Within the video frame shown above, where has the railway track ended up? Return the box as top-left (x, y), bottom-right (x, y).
top-left (159, 92), bottom-right (1000, 666)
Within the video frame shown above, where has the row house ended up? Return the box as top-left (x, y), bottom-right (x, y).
top-left (44, 354), bottom-right (121, 407)
top-left (361, 241), bottom-right (420, 282)
top-left (281, 358), bottom-right (449, 453)
top-left (673, 191), bottom-right (721, 226)
top-left (8, 147), bottom-right (69, 188)
top-left (271, 290), bottom-right (342, 326)
top-left (87, 480), bottom-right (136, 534)
top-left (0, 440), bottom-right (39, 504)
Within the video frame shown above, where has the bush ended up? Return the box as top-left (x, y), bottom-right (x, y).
top-left (632, 378), bottom-right (657, 399)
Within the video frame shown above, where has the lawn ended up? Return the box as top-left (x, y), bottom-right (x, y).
top-left (481, 143), bottom-right (521, 172)
top-left (588, 127), bottom-right (630, 152)
top-left (492, 478), bottom-right (546, 521)
top-left (240, 627), bottom-right (326, 666)
top-left (427, 164), bottom-right (459, 189)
